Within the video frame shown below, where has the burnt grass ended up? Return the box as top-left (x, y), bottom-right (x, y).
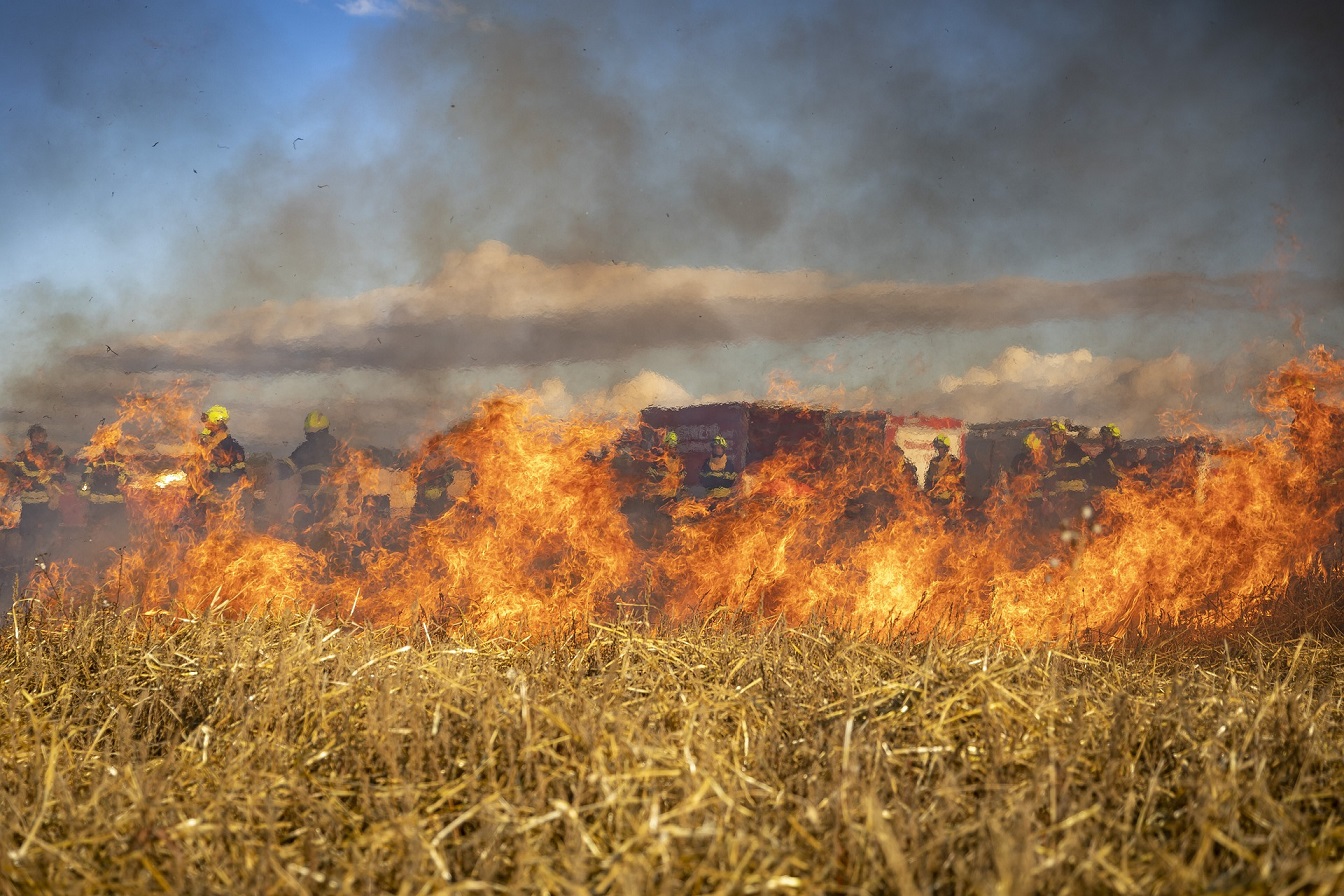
top-left (2, 596), bottom-right (1344, 894)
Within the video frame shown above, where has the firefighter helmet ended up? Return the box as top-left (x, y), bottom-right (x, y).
top-left (1023, 432), bottom-right (1042, 450)
top-left (1049, 420), bottom-right (1067, 434)
top-left (712, 434), bottom-right (728, 448)
top-left (205, 405), bottom-right (229, 425)
top-left (304, 411), bottom-right (330, 434)
top-left (663, 431), bottom-right (678, 448)
top-left (933, 434), bottom-right (951, 449)
top-left (1101, 423), bottom-right (1121, 439)
top-left (1279, 372), bottom-right (1316, 392)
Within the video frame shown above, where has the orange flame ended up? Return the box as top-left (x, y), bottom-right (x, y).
top-left (18, 350), bottom-right (1339, 644)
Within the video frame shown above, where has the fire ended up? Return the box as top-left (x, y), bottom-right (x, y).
top-left (154, 471), bottom-right (187, 489)
top-left (10, 352), bottom-right (1344, 643)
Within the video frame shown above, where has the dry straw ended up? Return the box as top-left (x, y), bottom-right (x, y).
top-left (2, 603), bottom-right (1344, 893)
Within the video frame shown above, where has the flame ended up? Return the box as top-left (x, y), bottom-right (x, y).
top-left (17, 350), bottom-right (1344, 643)
top-left (154, 471), bottom-right (187, 489)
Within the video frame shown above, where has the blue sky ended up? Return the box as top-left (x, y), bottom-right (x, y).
top-left (1, 0), bottom-right (1341, 453)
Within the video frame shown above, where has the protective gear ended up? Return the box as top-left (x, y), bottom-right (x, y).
top-left (933, 434), bottom-right (951, 449)
top-left (712, 434), bottom-right (728, 448)
top-left (1280, 373), bottom-right (1316, 392)
top-left (1049, 420), bottom-right (1068, 434)
top-left (205, 405), bottom-right (230, 425)
top-left (700, 452), bottom-right (738, 498)
top-left (1043, 427), bottom-right (1092, 522)
top-left (81, 450), bottom-right (129, 505)
top-left (280, 426), bottom-right (341, 499)
top-left (304, 411), bottom-right (330, 434)
top-left (14, 433), bottom-right (68, 554)
top-left (1101, 423), bottom-right (1121, 438)
top-left (663, 431), bottom-right (679, 448)
top-left (925, 450), bottom-right (964, 508)
top-left (1023, 433), bottom-right (1042, 451)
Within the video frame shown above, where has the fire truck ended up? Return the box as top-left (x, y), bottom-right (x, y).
top-left (637, 402), bottom-right (967, 496)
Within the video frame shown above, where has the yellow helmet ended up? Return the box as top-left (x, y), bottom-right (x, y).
top-left (1279, 372), bottom-right (1316, 392)
top-left (663, 431), bottom-right (678, 448)
top-left (1023, 432), bottom-right (1043, 450)
top-left (1049, 420), bottom-right (1068, 434)
top-left (933, 434), bottom-right (951, 449)
top-left (712, 434), bottom-right (728, 448)
top-left (205, 405), bottom-right (229, 425)
top-left (1101, 423), bottom-right (1121, 438)
top-left (304, 411), bottom-right (330, 433)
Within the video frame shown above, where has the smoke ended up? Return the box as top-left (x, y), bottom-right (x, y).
top-left (2, 1), bottom-right (1342, 455)
top-left (59, 242), bottom-right (1342, 379)
top-left (59, 0), bottom-right (1337, 318)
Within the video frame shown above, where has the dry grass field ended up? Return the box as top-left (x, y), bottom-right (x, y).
top-left (4, 582), bottom-right (1344, 895)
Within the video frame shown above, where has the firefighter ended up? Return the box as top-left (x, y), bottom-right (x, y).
top-left (895, 444), bottom-right (920, 493)
top-left (14, 424), bottom-right (68, 557)
top-left (647, 430), bottom-right (685, 503)
top-left (78, 425), bottom-right (130, 545)
top-left (1007, 431), bottom-right (1047, 517)
top-left (1042, 420), bottom-right (1092, 525)
top-left (623, 429), bottom-right (683, 548)
top-left (924, 434), bottom-right (964, 510)
top-left (700, 434), bottom-right (739, 499)
top-left (278, 411), bottom-right (343, 534)
top-left (411, 451), bottom-right (472, 523)
top-left (1090, 423), bottom-right (1124, 492)
top-left (196, 405), bottom-right (247, 517)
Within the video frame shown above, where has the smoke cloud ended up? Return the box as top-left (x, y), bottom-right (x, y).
top-left (1, 1), bottom-right (1341, 456)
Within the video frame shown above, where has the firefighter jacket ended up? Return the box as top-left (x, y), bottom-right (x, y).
top-left (81, 450), bottom-right (129, 504)
top-left (900, 458), bottom-right (920, 491)
top-left (700, 454), bottom-right (739, 498)
top-left (1044, 439), bottom-right (1091, 497)
top-left (645, 448), bottom-right (685, 502)
top-left (1090, 446), bottom-right (1123, 491)
top-left (14, 445), bottom-right (67, 505)
top-left (202, 428), bottom-right (247, 492)
top-left (1009, 450), bottom-right (1045, 502)
top-left (413, 460), bottom-right (471, 521)
top-left (924, 453), bottom-right (964, 504)
top-left (280, 429), bottom-right (341, 497)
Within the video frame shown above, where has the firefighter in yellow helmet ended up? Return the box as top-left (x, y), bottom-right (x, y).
top-left (197, 405), bottom-right (247, 509)
top-left (411, 431), bottom-right (472, 524)
top-left (1042, 420), bottom-right (1091, 524)
top-left (1006, 431), bottom-right (1048, 520)
top-left (699, 434), bottom-right (739, 499)
top-left (924, 434), bottom-right (964, 511)
top-left (1090, 423), bottom-right (1125, 492)
top-left (645, 430), bottom-right (684, 503)
top-left (622, 428), bottom-right (684, 548)
top-left (278, 410), bottom-right (344, 535)
top-left (13, 423), bottom-right (69, 557)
